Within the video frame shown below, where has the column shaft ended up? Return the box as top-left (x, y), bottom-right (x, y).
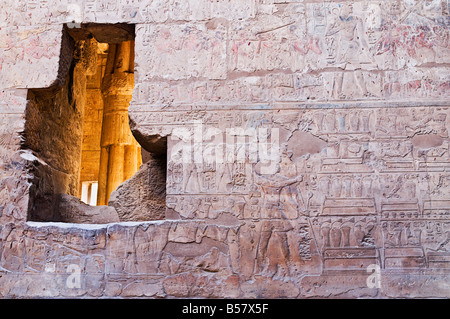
top-left (97, 40), bottom-right (140, 205)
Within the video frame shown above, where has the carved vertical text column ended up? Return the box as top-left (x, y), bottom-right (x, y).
top-left (97, 41), bottom-right (141, 206)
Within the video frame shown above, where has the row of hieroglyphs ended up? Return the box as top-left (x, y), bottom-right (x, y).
top-left (0, 216), bottom-right (448, 280)
top-left (131, 1), bottom-right (449, 101)
top-left (133, 107), bottom-right (449, 183)
top-left (156, 102), bottom-right (450, 272)
top-left (1, 0), bottom-right (448, 25)
top-left (130, 106), bottom-right (449, 135)
top-left (0, 0), bottom-right (449, 298)
top-left (1, 1), bottom-right (449, 94)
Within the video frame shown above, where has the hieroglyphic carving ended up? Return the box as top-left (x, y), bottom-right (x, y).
top-left (324, 3), bottom-right (376, 99)
top-left (0, 0), bottom-right (449, 298)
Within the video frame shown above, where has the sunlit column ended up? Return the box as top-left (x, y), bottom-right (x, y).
top-left (97, 41), bottom-right (141, 205)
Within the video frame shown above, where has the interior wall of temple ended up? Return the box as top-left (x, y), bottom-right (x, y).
top-left (0, 0), bottom-right (449, 298)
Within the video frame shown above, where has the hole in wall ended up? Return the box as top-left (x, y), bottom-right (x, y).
top-left (23, 24), bottom-right (166, 223)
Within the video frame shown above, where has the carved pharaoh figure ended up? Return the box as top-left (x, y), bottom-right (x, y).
top-left (256, 146), bottom-right (305, 219)
top-left (325, 3), bottom-right (375, 99)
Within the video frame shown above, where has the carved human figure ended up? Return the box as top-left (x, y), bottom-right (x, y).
top-left (279, 150), bottom-right (302, 218)
top-left (239, 222), bottom-right (259, 279)
top-left (167, 149), bottom-right (184, 193)
top-left (264, 230), bottom-right (290, 277)
top-left (184, 164), bottom-right (201, 193)
top-left (325, 3), bottom-right (374, 99)
top-left (256, 147), bottom-right (304, 219)
top-left (227, 228), bottom-right (240, 273)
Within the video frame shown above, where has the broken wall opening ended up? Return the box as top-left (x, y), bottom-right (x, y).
top-left (23, 24), bottom-right (166, 223)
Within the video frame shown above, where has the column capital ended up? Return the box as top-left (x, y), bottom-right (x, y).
top-left (101, 72), bottom-right (134, 96)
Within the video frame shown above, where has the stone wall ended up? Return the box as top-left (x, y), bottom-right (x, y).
top-left (0, 0), bottom-right (449, 298)
top-left (23, 30), bottom-right (86, 221)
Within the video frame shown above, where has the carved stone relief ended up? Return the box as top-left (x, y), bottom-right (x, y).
top-left (0, 0), bottom-right (449, 298)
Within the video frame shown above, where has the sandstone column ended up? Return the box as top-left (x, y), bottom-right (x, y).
top-left (97, 41), bottom-right (141, 206)
top-left (79, 41), bottom-right (107, 205)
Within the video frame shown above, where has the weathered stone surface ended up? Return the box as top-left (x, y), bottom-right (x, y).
top-left (0, 25), bottom-right (63, 89)
top-left (162, 271), bottom-right (240, 298)
top-left (108, 157), bottom-right (166, 221)
top-left (0, 0), bottom-right (449, 299)
top-left (240, 276), bottom-right (300, 299)
top-left (57, 193), bottom-right (119, 224)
